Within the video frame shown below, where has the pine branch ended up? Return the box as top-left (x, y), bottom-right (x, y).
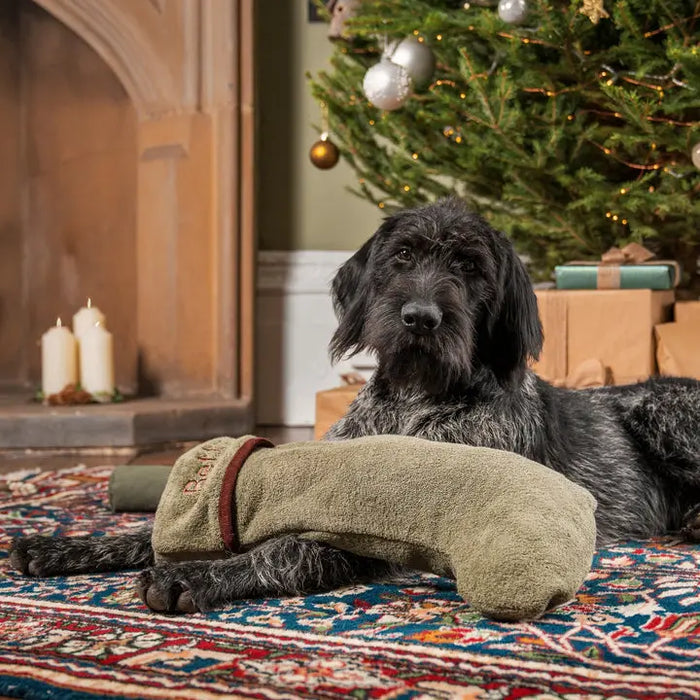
top-left (308, 0), bottom-right (700, 284)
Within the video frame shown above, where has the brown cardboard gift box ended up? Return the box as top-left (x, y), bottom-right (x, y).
top-left (674, 301), bottom-right (700, 325)
top-left (533, 289), bottom-right (674, 386)
top-left (655, 323), bottom-right (700, 380)
top-left (314, 383), bottom-right (363, 440)
top-left (654, 300), bottom-right (700, 380)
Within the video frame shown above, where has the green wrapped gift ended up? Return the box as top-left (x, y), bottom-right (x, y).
top-left (555, 243), bottom-right (680, 290)
top-left (555, 263), bottom-right (679, 290)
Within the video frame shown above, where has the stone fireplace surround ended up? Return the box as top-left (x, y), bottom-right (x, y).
top-left (0, 0), bottom-right (255, 448)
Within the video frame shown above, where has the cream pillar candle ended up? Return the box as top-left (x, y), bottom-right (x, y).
top-left (79, 322), bottom-right (114, 400)
top-left (41, 318), bottom-right (78, 396)
top-left (73, 298), bottom-right (106, 341)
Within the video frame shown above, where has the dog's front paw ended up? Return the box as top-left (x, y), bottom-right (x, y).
top-left (9, 535), bottom-right (65, 576)
top-left (137, 567), bottom-right (199, 614)
top-left (681, 504), bottom-right (700, 542)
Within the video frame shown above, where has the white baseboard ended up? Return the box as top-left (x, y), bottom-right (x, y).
top-left (255, 250), bottom-right (375, 426)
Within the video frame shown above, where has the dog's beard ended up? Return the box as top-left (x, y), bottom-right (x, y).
top-left (364, 299), bottom-right (475, 395)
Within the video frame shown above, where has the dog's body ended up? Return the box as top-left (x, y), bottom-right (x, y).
top-left (322, 198), bottom-right (699, 545)
top-left (10, 199), bottom-right (700, 613)
top-left (328, 371), bottom-right (699, 544)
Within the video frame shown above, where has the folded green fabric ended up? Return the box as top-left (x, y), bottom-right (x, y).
top-left (152, 435), bottom-right (597, 621)
top-left (108, 465), bottom-right (172, 513)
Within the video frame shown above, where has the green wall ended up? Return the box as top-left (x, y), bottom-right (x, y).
top-left (255, 1), bottom-right (380, 251)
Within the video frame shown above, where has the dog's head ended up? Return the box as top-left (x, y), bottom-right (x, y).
top-left (330, 198), bottom-right (542, 392)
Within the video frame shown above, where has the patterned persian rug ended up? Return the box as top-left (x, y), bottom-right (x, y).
top-left (0, 465), bottom-right (698, 700)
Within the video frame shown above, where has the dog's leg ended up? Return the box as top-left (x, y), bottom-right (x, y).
top-left (137, 534), bottom-right (394, 613)
top-left (9, 526), bottom-right (154, 576)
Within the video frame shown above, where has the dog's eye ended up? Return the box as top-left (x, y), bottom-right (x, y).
top-left (463, 259), bottom-right (476, 273)
top-left (396, 248), bottom-right (412, 262)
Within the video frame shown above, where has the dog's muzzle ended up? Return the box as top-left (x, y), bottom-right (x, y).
top-left (401, 301), bottom-right (443, 335)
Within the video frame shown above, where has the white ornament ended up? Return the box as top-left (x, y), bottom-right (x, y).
top-left (498, 0), bottom-right (528, 24)
top-left (363, 58), bottom-right (413, 110)
top-left (387, 37), bottom-right (436, 92)
top-left (692, 142), bottom-right (700, 169)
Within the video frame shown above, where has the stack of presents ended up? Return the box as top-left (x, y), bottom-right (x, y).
top-left (316, 243), bottom-right (699, 438)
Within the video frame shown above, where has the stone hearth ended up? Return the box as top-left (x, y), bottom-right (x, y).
top-left (0, 394), bottom-right (251, 449)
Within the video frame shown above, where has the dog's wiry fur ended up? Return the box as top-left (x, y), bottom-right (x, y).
top-left (9, 198), bottom-right (700, 613)
top-left (326, 199), bottom-right (700, 543)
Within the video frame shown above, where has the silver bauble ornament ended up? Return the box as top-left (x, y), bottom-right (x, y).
top-left (363, 58), bottom-right (413, 111)
top-left (387, 37), bottom-right (436, 92)
top-left (692, 142), bottom-right (700, 170)
top-left (498, 0), bottom-right (528, 24)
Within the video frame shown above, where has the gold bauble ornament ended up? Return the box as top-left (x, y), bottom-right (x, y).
top-left (579, 0), bottom-right (609, 24)
top-left (309, 133), bottom-right (340, 169)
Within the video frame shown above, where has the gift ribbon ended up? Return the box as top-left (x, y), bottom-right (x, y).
top-left (600, 242), bottom-right (656, 266)
top-left (565, 243), bottom-right (680, 289)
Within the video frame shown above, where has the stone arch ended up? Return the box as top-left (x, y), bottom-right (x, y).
top-left (32, 0), bottom-right (178, 118)
top-left (21, 0), bottom-right (255, 408)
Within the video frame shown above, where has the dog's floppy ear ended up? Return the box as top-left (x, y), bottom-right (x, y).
top-left (329, 234), bottom-right (376, 362)
top-left (478, 237), bottom-right (543, 385)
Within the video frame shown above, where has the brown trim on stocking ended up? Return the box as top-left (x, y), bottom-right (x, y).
top-left (219, 437), bottom-right (274, 551)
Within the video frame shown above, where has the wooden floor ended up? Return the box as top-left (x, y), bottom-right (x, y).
top-left (0, 426), bottom-right (315, 474)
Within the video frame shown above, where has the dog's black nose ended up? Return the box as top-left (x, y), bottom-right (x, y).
top-left (401, 301), bottom-right (442, 334)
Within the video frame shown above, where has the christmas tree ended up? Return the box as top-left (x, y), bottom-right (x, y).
top-left (310, 0), bottom-right (700, 288)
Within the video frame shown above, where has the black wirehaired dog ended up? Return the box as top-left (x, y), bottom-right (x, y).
top-left (9, 198), bottom-right (700, 614)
